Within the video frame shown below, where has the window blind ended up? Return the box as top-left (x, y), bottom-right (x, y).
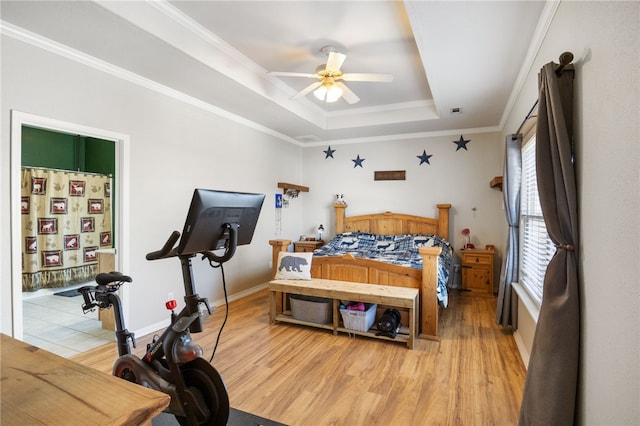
top-left (520, 137), bottom-right (555, 306)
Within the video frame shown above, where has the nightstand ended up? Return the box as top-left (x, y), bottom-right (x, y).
top-left (293, 240), bottom-right (324, 252)
top-left (461, 249), bottom-right (495, 293)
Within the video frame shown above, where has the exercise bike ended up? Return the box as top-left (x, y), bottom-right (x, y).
top-left (79, 226), bottom-right (238, 426)
top-left (79, 189), bottom-right (264, 425)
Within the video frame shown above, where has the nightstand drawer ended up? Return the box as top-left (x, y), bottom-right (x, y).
top-left (462, 253), bottom-right (492, 265)
top-left (293, 240), bottom-right (324, 252)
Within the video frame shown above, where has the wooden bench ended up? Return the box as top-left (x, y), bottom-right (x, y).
top-left (269, 278), bottom-right (419, 349)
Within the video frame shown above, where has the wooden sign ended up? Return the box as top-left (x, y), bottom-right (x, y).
top-left (374, 170), bottom-right (406, 181)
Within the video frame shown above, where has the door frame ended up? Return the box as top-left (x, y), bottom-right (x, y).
top-left (10, 110), bottom-right (130, 339)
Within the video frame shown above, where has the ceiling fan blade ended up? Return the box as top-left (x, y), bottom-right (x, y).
top-left (325, 51), bottom-right (347, 73)
top-left (341, 73), bottom-right (394, 82)
top-left (335, 82), bottom-right (360, 104)
top-left (291, 81), bottom-right (322, 100)
top-left (268, 71), bottom-right (318, 78)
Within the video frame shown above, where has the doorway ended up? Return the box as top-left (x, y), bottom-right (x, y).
top-left (10, 111), bottom-right (130, 355)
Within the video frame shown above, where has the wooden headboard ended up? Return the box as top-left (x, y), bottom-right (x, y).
top-left (334, 203), bottom-right (451, 240)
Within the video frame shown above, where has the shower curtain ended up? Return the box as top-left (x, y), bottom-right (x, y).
top-left (21, 167), bottom-right (112, 292)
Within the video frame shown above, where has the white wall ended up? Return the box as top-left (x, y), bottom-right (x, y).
top-left (301, 132), bottom-right (507, 284)
top-left (502, 2), bottom-right (639, 424)
top-left (0, 36), bottom-right (304, 334)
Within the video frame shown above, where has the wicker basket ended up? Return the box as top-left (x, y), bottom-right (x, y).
top-left (289, 294), bottom-right (333, 324)
top-left (340, 304), bottom-right (377, 332)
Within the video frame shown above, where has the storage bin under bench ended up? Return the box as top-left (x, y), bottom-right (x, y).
top-left (268, 278), bottom-right (419, 349)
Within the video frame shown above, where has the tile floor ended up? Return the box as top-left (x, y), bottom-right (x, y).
top-left (22, 290), bottom-right (114, 358)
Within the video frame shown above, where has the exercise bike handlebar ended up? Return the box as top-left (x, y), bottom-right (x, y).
top-left (146, 230), bottom-right (180, 260)
top-left (146, 223), bottom-right (239, 264)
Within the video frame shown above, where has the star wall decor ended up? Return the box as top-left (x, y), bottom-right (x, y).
top-left (453, 135), bottom-right (470, 151)
top-left (352, 154), bottom-right (365, 168)
top-left (323, 146), bottom-right (336, 159)
top-left (417, 150), bottom-right (433, 165)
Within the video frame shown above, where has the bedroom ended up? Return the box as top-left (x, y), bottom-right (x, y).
top-left (0, 1), bottom-right (638, 425)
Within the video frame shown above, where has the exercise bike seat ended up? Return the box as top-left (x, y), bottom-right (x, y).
top-left (96, 271), bottom-right (132, 286)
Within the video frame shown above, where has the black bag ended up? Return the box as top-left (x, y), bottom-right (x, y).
top-left (375, 308), bottom-right (401, 338)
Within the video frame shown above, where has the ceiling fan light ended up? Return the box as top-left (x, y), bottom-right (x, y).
top-left (314, 83), bottom-right (342, 103)
top-left (313, 85), bottom-right (328, 101)
top-left (325, 85), bottom-right (343, 102)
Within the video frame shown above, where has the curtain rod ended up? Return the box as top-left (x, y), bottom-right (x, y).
top-left (554, 51), bottom-right (574, 75)
top-left (514, 100), bottom-right (539, 138)
top-left (512, 51), bottom-right (574, 139)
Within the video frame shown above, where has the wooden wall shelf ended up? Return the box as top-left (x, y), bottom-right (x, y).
top-left (277, 182), bottom-right (309, 194)
top-left (490, 176), bottom-right (503, 191)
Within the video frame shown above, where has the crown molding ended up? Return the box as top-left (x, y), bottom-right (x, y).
top-left (305, 125), bottom-right (502, 148)
top-left (498, 0), bottom-right (561, 131)
top-left (0, 20), bottom-right (302, 146)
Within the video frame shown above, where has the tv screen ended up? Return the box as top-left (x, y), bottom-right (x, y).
top-left (177, 189), bottom-right (265, 256)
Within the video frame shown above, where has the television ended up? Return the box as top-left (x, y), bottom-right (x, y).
top-left (176, 189), bottom-right (265, 256)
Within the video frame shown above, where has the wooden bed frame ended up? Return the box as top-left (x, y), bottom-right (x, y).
top-left (269, 203), bottom-right (451, 341)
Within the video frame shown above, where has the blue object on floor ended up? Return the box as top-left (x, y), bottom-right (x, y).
top-left (53, 289), bottom-right (81, 297)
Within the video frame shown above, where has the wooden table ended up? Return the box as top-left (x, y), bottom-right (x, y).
top-left (1, 333), bottom-right (170, 425)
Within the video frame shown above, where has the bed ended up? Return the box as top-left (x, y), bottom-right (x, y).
top-left (269, 203), bottom-right (452, 340)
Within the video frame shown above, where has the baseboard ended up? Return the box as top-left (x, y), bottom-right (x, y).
top-left (210, 282), bottom-right (269, 307)
top-left (511, 282), bottom-right (539, 370)
top-left (132, 282), bottom-right (269, 338)
top-left (513, 330), bottom-right (530, 370)
top-left (134, 318), bottom-right (172, 339)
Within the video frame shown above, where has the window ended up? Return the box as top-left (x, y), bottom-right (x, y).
top-left (519, 136), bottom-right (556, 306)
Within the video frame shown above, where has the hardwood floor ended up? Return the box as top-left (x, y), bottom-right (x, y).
top-left (73, 288), bottom-right (526, 425)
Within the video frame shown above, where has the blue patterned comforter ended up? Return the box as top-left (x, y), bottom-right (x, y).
top-left (313, 232), bottom-right (453, 307)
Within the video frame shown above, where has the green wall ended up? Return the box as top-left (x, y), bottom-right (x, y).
top-left (22, 126), bottom-right (115, 174)
top-left (21, 126), bottom-right (79, 170)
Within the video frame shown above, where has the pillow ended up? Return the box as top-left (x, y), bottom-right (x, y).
top-left (274, 251), bottom-right (313, 280)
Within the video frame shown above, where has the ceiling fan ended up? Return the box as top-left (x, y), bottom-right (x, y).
top-left (268, 47), bottom-right (393, 104)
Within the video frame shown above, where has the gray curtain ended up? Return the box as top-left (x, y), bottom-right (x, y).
top-left (519, 62), bottom-right (578, 425)
top-left (495, 134), bottom-right (522, 328)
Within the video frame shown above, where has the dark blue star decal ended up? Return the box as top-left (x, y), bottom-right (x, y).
top-left (323, 146), bottom-right (336, 159)
top-left (417, 150), bottom-right (433, 165)
top-left (352, 154), bottom-right (365, 168)
top-left (453, 135), bottom-right (470, 151)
